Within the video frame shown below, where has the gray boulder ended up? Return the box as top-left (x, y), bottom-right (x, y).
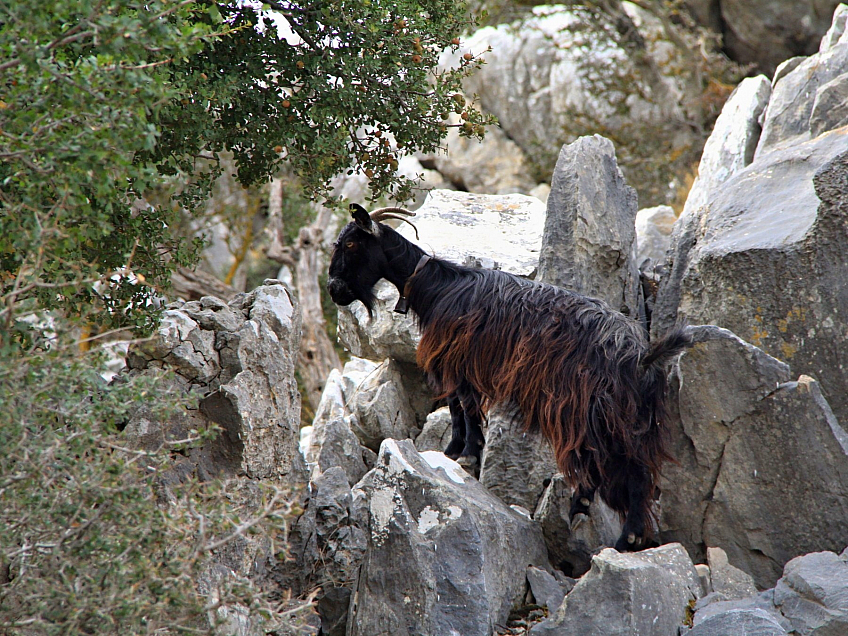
top-left (530, 543), bottom-right (702, 636)
top-left (124, 283), bottom-right (306, 484)
top-left (418, 117), bottom-right (539, 195)
top-left (446, 6), bottom-right (688, 175)
top-left (688, 607), bottom-right (789, 636)
top-left (756, 6), bottom-right (848, 154)
top-left (479, 402), bottom-right (558, 514)
top-left (526, 565), bottom-right (574, 615)
top-left (660, 130), bottom-right (848, 424)
top-left (688, 550), bottom-right (848, 636)
top-left (285, 466), bottom-right (367, 635)
top-left (659, 326), bottom-right (848, 588)
top-left (121, 284), bottom-right (309, 632)
top-left (707, 546), bottom-right (758, 602)
top-left (773, 550), bottom-right (848, 635)
top-left (538, 135), bottom-right (640, 318)
top-left (534, 474), bottom-right (622, 578)
top-left (414, 406), bottom-right (453, 453)
top-left (635, 205), bottom-right (676, 268)
top-left (347, 439), bottom-right (549, 636)
top-left (717, 0), bottom-right (843, 73)
top-left (652, 75), bottom-right (771, 338)
top-left (348, 358), bottom-right (420, 451)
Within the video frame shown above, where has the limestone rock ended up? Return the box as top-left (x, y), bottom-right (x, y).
top-left (445, 6), bottom-right (686, 176)
top-left (419, 119), bottom-right (539, 195)
top-left (526, 565), bottom-right (574, 615)
top-left (652, 75), bottom-right (771, 337)
top-left (538, 135), bottom-right (640, 318)
top-left (123, 284), bottom-right (306, 484)
top-left (414, 407), bottom-right (453, 453)
top-left (659, 130), bottom-right (848, 424)
top-left (688, 607), bottom-right (790, 636)
top-left (121, 285), bottom-right (308, 631)
top-left (772, 550), bottom-right (848, 635)
top-left (635, 205), bottom-right (677, 268)
top-left (348, 359), bottom-right (420, 451)
top-left (479, 403), bottom-right (558, 514)
top-left (756, 7), bottom-right (848, 154)
top-left (534, 474), bottom-right (622, 578)
top-left (659, 326), bottom-right (848, 588)
top-left (707, 546), bottom-right (758, 601)
top-left (718, 0), bottom-right (843, 73)
top-left (348, 439), bottom-right (549, 636)
top-left (530, 544), bottom-right (702, 636)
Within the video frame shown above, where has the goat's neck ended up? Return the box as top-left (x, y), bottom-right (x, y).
top-left (381, 240), bottom-right (427, 294)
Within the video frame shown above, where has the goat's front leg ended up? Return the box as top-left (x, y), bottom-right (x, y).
top-left (444, 393), bottom-right (466, 460)
top-left (455, 383), bottom-right (485, 469)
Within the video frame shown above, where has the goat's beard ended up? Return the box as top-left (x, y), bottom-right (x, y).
top-left (327, 277), bottom-right (377, 320)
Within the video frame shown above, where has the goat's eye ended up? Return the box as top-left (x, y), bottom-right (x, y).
top-left (345, 241), bottom-right (356, 250)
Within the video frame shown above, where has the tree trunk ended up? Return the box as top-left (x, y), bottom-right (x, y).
top-left (294, 207), bottom-right (341, 412)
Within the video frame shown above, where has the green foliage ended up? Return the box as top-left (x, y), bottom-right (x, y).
top-left (0, 347), bottom-right (301, 635)
top-left (1, 0), bottom-right (491, 336)
top-left (150, 0), bottom-right (494, 204)
top-left (0, 0), bottom-right (213, 335)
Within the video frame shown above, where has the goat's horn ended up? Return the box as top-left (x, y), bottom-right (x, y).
top-left (377, 213), bottom-right (420, 240)
top-left (370, 207), bottom-right (415, 220)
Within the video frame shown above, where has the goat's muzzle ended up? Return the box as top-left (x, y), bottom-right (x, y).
top-left (327, 276), bottom-right (357, 306)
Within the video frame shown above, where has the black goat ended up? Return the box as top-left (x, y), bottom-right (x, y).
top-left (328, 203), bottom-right (690, 551)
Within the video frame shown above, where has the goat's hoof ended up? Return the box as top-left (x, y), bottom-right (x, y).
top-left (580, 497), bottom-right (591, 508)
top-left (615, 532), bottom-right (645, 552)
top-left (457, 455), bottom-right (478, 468)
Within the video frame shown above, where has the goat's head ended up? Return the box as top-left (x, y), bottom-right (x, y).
top-left (327, 203), bottom-right (417, 315)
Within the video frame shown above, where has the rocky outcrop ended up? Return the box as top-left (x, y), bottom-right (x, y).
top-left (479, 403), bottom-right (558, 514)
top-left (688, 549), bottom-right (848, 635)
top-left (538, 135), bottom-right (641, 318)
top-left (124, 284), bottom-right (306, 484)
top-left (534, 474), bottom-right (623, 579)
top-left (121, 283), bottom-right (312, 633)
top-left (418, 119), bottom-right (539, 195)
top-left (347, 439), bottom-right (549, 636)
top-left (654, 9), bottom-right (848, 424)
top-left (445, 6), bottom-right (686, 177)
top-left (659, 326), bottom-right (848, 588)
top-left (756, 4), bottom-right (848, 153)
top-left (651, 74), bottom-right (771, 337)
top-left (306, 356), bottom-right (425, 483)
top-left (635, 205), bottom-right (676, 269)
top-left (716, 0), bottom-right (844, 73)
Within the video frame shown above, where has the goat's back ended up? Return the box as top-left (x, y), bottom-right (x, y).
top-left (414, 266), bottom-right (655, 489)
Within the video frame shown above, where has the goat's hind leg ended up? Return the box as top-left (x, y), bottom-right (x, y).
top-left (615, 463), bottom-right (656, 552)
top-left (569, 485), bottom-right (596, 522)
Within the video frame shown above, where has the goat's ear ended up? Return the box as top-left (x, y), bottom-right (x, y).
top-left (350, 203), bottom-right (370, 228)
top-left (350, 203), bottom-right (378, 235)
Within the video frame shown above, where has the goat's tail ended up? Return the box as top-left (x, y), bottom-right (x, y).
top-left (638, 326), bottom-right (692, 436)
